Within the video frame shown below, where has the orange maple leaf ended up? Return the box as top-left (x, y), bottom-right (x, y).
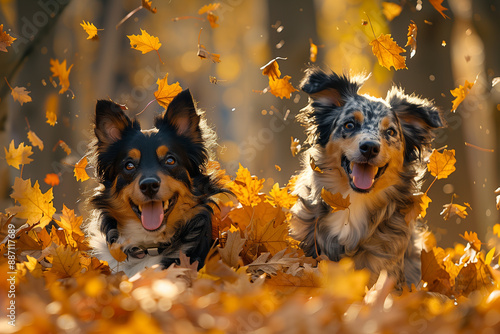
top-left (154, 73), bottom-right (183, 109)
top-left (269, 76), bottom-right (297, 99)
top-left (50, 58), bottom-right (73, 94)
top-left (0, 24), bottom-right (16, 52)
top-left (27, 130), bottom-right (44, 151)
top-left (7, 177), bottom-right (56, 228)
top-left (370, 33), bottom-right (407, 71)
top-left (44, 173), bottom-right (60, 187)
top-left (427, 149), bottom-right (456, 179)
top-left (321, 188), bottom-right (351, 212)
top-left (382, 2), bottom-right (402, 21)
top-left (74, 157), bottom-right (90, 182)
top-left (405, 21), bottom-right (417, 58)
top-left (450, 80), bottom-right (474, 112)
top-left (127, 29), bottom-right (163, 63)
top-left (429, 0), bottom-right (450, 19)
top-left (80, 20), bottom-right (101, 40)
top-left (4, 140), bottom-right (33, 169)
top-left (460, 231), bottom-right (481, 251)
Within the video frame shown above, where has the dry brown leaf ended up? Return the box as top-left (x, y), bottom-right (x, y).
top-left (218, 227), bottom-right (245, 268)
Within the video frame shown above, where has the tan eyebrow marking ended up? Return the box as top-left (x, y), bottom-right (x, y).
top-left (128, 148), bottom-right (141, 160)
top-left (353, 111), bottom-right (364, 123)
top-left (156, 145), bottom-right (169, 160)
top-left (381, 117), bottom-right (391, 128)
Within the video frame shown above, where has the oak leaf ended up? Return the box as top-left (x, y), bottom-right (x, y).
top-left (218, 227), bottom-right (245, 268)
top-left (11, 86), bottom-right (32, 105)
top-left (74, 157), bottom-right (90, 182)
top-left (4, 140), bottom-right (33, 169)
top-left (370, 33), bottom-right (407, 71)
top-left (7, 177), bottom-right (56, 228)
top-left (321, 188), bottom-right (351, 212)
top-left (269, 76), bottom-right (297, 99)
top-left (27, 130), bottom-right (44, 151)
top-left (406, 21), bottom-right (417, 58)
top-left (451, 80), bottom-right (474, 112)
top-left (80, 20), bottom-right (101, 40)
top-left (429, 0), bottom-right (450, 19)
top-left (382, 2), bottom-right (402, 21)
top-left (0, 24), bottom-right (16, 52)
top-left (50, 58), bottom-right (73, 94)
top-left (154, 74), bottom-right (182, 109)
top-left (427, 149), bottom-right (456, 179)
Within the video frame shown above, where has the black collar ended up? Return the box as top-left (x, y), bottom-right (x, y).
top-left (125, 244), bottom-right (169, 259)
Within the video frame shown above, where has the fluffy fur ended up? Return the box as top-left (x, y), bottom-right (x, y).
top-left (290, 68), bottom-right (444, 288)
top-left (86, 89), bottom-right (227, 277)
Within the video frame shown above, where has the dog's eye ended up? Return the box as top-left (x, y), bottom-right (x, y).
top-left (125, 162), bottom-right (136, 171)
top-left (166, 157), bottom-right (176, 165)
top-left (386, 128), bottom-right (397, 137)
top-left (344, 122), bottom-right (355, 130)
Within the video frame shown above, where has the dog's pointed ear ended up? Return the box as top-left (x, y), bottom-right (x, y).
top-left (94, 100), bottom-right (134, 147)
top-left (156, 89), bottom-right (202, 142)
top-left (387, 87), bottom-right (445, 162)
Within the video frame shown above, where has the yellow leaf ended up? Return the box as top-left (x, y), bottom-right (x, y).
top-left (427, 149), bottom-right (456, 179)
top-left (460, 231), bottom-right (481, 252)
top-left (440, 202), bottom-right (469, 220)
top-left (108, 242), bottom-right (127, 262)
top-left (45, 93), bottom-right (59, 126)
top-left (382, 2), bottom-right (402, 21)
top-left (44, 173), bottom-right (60, 187)
top-left (265, 183), bottom-right (297, 209)
top-left (450, 80), bottom-right (474, 112)
top-left (154, 73), bottom-right (183, 109)
top-left (74, 156), bottom-right (90, 182)
top-left (11, 86), bottom-right (32, 105)
top-left (4, 140), bottom-right (33, 169)
top-left (290, 137), bottom-right (301, 157)
top-left (50, 58), bottom-right (73, 94)
top-left (369, 33), bottom-right (407, 71)
top-left (403, 192), bottom-right (432, 223)
top-left (429, 0), bottom-right (450, 19)
top-left (420, 194), bottom-right (432, 218)
top-left (0, 24), bottom-right (16, 52)
top-left (27, 130), bottom-right (44, 151)
top-left (80, 20), bottom-right (100, 40)
top-left (310, 156), bottom-right (323, 173)
top-left (142, 0), bottom-right (157, 13)
top-left (206, 12), bottom-right (219, 28)
top-left (486, 247), bottom-right (496, 266)
top-left (46, 245), bottom-right (82, 278)
top-left (227, 164), bottom-right (265, 207)
top-left (321, 188), bottom-right (351, 212)
top-left (54, 140), bottom-right (71, 155)
top-left (261, 58), bottom-right (282, 80)
top-left (23, 255), bottom-right (43, 278)
top-left (127, 29), bottom-right (162, 63)
top-left (7, 177), bottom-right (56, 228)
top-left (198, 3), bottom-right (221, 15)
top-left (494, 223), bottom-right (500, 238)
top-left (57, 205), bottom-right (84, 236)
top-left (269, 75), bottom-right (297, 99)
top-left (309, 38), bottom-right (318, 63)
top-left (405, 21), bottom-right (417, 58)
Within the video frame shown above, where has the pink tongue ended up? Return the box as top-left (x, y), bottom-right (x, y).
top-left (351, 163), bottom-right (377, 190)
top-left (141, 201), bottom-right (164, 231)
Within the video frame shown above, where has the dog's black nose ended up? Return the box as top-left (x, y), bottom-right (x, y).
top-left (139, 177), bottom-right (161, 197)
top-left (359, 141), bottom-right (380, 159)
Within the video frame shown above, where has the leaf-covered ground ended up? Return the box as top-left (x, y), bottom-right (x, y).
top-left (1, 1), bottom-right (500, 333)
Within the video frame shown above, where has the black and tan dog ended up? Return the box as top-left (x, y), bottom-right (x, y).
top-left (87, 89), bottom-right (226, 277)
top-left (290, 68), bottom-right (444, 288)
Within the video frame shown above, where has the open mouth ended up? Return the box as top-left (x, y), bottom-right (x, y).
top-left (130, 195), bottom-right (177, 232)
top-left (341, 156), bottom-right (388, 193)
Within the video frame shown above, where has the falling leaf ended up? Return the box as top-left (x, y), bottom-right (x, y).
top-left (74, 157), bottom-right (90, 182)
top-left (198, 3), bottom-right (221, 15)
top-left (57, 205), bottom-right (84, 236)
top-left (265, 183), bottom-right (297, 209)
top-left (27, 130), bottom-right (44, 151)
top-left (261, 57), bottom-right (284, 80)
top-left (54, 140), bottom-right (71, 155)
top-left (370, 33), bottom-right (407, 70)
top-left (50, 58), bottom-right (73, 94)
top-left (403, 192), bottom-right (432, 223)
top-left (275, 165), bottom-right (281, 171)
top-left (442, 40), bottom-right (447, 47)
top-left (80, 20), bottom-right (101, 40)
top-left (309, 38), bottom-right (318, 62)
top-left (290, 137), bottom-right (301, 157)
top-left (496, 187), bottom-right (500, 210)
top-left (7, 177), bottom-right (56, 228)
top-left (154, 73), bottom-right (183, 109)
top-left (429, 0), bottom-right (450, 19)
top-left (460, 231), bottom-right (481, 251)
top-left (494, 223), bottom-right (500, 237)
top-left (142, 0), bottom-right (157, 13)
top-left (45, 93), bottom-right (59, 126)
top-left (441, 202), bottom-right (469, 220)
top-left (310, 156), bottom-right (323, 173)
top-left (485, 247), bottom-right (496, 266)
top-left (382, 2), bottom-right (403, 21)
top-left (109, 242), bottom-right (127, 262)
top-left (451, 80), bottom-right (474, 112)
top-left (4, 140), bottom-right (33, 169)
top-left (44, 173), bottom-right (60, 187)
top-left (269, 76), bottom-right (297, 99)
top-left (321, 188), bottom-right (351, 212)
top-left (197, 29), bottom-right (221, 63)
top-left (11, 86), bottom-right (32, 106)
top-left (218, 227), bottom-right (245, 268)
top-left (127, 29), bottom-right (163, 63)
top-left (427, 149), bottom-right (456, 179)
top-left (421, 247), bottom-right (454, 296)
top-left (0, 24), bottom-right (16, 52)
top-left (406, 21), bottom-right (417, 58)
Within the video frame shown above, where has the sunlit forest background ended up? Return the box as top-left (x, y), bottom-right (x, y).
top-left (0, 0), bottom-right (498, 247)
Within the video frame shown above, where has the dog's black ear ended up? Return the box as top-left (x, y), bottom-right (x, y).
top-left (387, 87), bottom-right (445, 162)
top-left (94, 100), bottom-right (134, 147)
top-left (156, 89), bottom-right (202, 142)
